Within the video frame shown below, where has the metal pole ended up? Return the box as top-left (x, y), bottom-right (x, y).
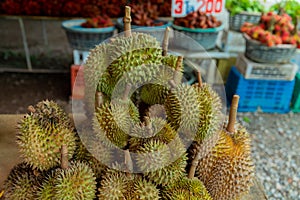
top-left (18, 17), bottom-right (32, 71)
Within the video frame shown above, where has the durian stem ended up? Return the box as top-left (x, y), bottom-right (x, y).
top-left (61, 144), bottom-right (69, 170)
top-left (122, 83), bottom-right (132, 101)
top-left (197, 71), bottom-right (203, 88)
top-left (144, 116), bottom-right (153, 136)
top-left (124, 6), bottom-right (132, 37)
top-left (168, 80), bottom-right (177, 88)
top-left (226, 95), bottom-right (240, 133)
top-left (95, 91), bottom-right (104, 108)
top-left (162, 27), bottom-right (170, 56)
top-left (173, 56), bottom-right (183, 84)
top-left (124, 149), bottom-right (133, 178)
top-left (27, 105), bottom-right (36, 113)
top-left (188, 150), bottom-right (201, 178)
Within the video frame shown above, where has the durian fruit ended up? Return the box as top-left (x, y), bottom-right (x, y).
top-left (129, 117), bottom-right (177, 151)
top-left (139, 56), bottom-right (183, 105)
top-left (73, 123), bottom-right (112, 179)
top-left (161, 177), bottom-right (212, 200)
top-left (165, 71), bottom-right (222, 143)
top-left (196, 95), bottom-right (254, 200)
top-left (98, 163), bottom-right (160, 200)
top-left (93, 84), bottom-right (140, 149)
top-left (2, 162), bottom-right (40, 199)
top-left (17, 100), bottom-right (76, 171)
top-left (135, 136), bottom-right (187, 186)
top-left (37, 145), bottom-right (97, 200)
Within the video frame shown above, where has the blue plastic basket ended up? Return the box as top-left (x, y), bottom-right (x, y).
top-left (226, 67), bottom-right (295, 113)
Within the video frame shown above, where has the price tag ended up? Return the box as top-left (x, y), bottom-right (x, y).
top-left (172, 0), bottom-right (224, 17)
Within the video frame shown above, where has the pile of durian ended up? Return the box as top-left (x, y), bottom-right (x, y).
top-left (1, 7), bottom-right (254, 200)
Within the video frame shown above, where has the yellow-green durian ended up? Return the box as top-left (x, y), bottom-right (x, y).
top-left (3, 162), bottom-right (40, 200)
top-left (17, 101), bottom-right (76, 171)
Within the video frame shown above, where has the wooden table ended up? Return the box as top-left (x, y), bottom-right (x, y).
top-left (0, 114), bottom-right (267, 199)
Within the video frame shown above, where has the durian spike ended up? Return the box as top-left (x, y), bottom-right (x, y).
top-left (124, 6), bottom-right (132, 37)
top-left (61, 144), bottom-right (69, 170)
top-left (162, 27), bottom-right (170, 56)
top-left (122, 83), bottom-right (132, 101)
top-left (124, 149), bottom-right (133, 178)
top-left (95, 91), bottom-right (104, 108)
top-left (196, 71), bottom-right (203, 88)
top-left (27, 105), bottom-right (36, 113)
top-left (173, 56), bottom-right (183, 84)
top-left (226, 95), bottom-right (239, 133)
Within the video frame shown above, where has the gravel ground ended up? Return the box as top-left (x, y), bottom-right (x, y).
top-left (237, 112), bottom-right (300, 200)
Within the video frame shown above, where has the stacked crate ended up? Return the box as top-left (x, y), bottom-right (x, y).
top-left (225, 54), bottom-right (298, 113)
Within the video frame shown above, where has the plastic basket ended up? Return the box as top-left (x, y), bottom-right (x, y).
top-left (116, 18), bottom-right (172, 32)
top-left (244, 34), bottom-right (297, 64)
top-left (291, 73), bottom-right (300, 112)
top-left (229, 11), bottom-right (261, 32)
top-left (62, 19), bottom-right (116, 51)
top-left (226, 67), bottom-right (295, 113)
top-left (236, 54), bottom-right (298, 80)
top-left (171, 23), bottom-right (224, 51)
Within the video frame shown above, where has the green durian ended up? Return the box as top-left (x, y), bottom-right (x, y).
top-left (98, 165), bottom-right (132, 200)
top-left (129, 178), bottom-right (160, 200)
top-left (52, 161), bottom-right (97, 200)
top-left (162, 177), bottom-right (212, 200)
top-left (135, 139), bottom-right (171, 173)
top-left (93, 98), bottom-right (139, 148)
top-left (17, 101), bottom-right (76, 171)
top-left (36, 170), bottom-right (56, 200)
top-left (129, 117), bottom-right (177, 152)
top-left (3, 162), bottom-right (40, 200)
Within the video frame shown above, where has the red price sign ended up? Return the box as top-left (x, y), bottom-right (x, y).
top-left (172, 0), bottom-right (224, 17)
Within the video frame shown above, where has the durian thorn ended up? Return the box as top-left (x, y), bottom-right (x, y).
top-left (124, 6), bottom-right (132, 37)
top-left (173, 56), bottom-right (183, 84)
top-left (162, 27), bottom-right (170, 56)
top-left (124, 149), bottom-right (133, 178)
top-left (168, 80), bottom-right (177, 89)
top-left (122, 83), bottom-right (132, 101)
top-left (197, 71), bottom-right (203, 88)
top-left (27, 105), bottom-right (36, 113)
top-left (95, 91), bottom-right (104, 108)
top-left (61, 144), bottom-right (69, 170)
top-left (226, 95), bottom-right (239, 133)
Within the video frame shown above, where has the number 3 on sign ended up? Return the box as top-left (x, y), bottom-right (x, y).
top-left (175, 0), bottom-right (183, 14)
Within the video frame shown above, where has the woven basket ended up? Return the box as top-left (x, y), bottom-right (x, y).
top-left (116, 18), bottom-right (172, 32)
top-left (171, 23), bottom-right (224, 51)
top-left (62, 19), bottom-right (116, 51)
top-left (229, 11), bottom-right (261, 32)
top-left (244, 34), bottom-right (297, 64)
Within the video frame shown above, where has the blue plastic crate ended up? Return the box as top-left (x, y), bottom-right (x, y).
top-left (225, 67), bottom-right (295, 113)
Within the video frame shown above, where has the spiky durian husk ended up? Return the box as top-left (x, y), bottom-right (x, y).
top-left (130, 178), bottom-right (160, 200)
top-left (164, 84), bottom-right (200, 138)
top-left (17, 114), bottom-right (76, 171)
top-left (162, 177), bottom-right (212, 200)
top-left (53, 161), bottom-right (96, 200)
top-left (196, 124), bottom-right (254, 200)
top-left (36, 170), bottom-right (56, 200)
top-left (139, 55), bottom-right (183, 105)
top-left (31, 100), bottom-right (72, 128)
top-left (93, 99), bottom-right (139, 148)
top-left (135, 139), bottom-right (171, 172)
top-left (3, 162), bottom-right (40, 200)
top-left (98, 167), bottom-right (132, 199)
top-left (192, 83), bottom-right (222, 141)
top-left (129, 117), bottom-right (177, 152)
